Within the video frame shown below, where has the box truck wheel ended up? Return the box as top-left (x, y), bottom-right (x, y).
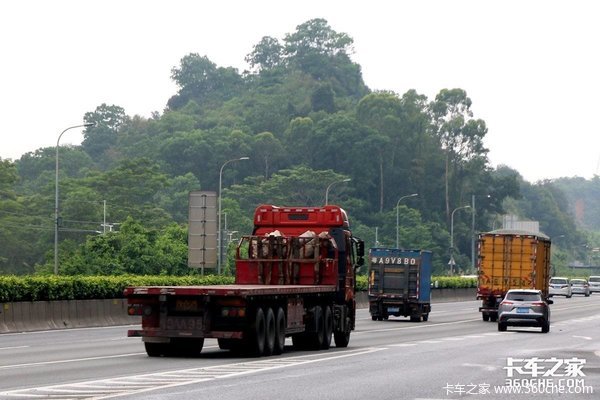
top-left (490, 313), bottom-right (498, 322)
top-left (322, 305), bottom-right (333, 350)
top-left (422, 313), bottom-right (429, 322)
top-left (482, 313), bottom-right (490, 322)
top-left (263, 307), bottom-right (276, 356)
top-left (274, 307), bottom-right (286, 355)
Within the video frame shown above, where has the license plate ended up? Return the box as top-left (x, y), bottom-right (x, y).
top-left (175, 299), bottom-right (200, 312)
top-left (387, 307), bottom-right (400, 313)
top-left (516, 307), bottom-right (529, 314)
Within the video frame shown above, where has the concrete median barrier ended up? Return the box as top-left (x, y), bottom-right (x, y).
top-left (0, 289), bottom-right (476, 334)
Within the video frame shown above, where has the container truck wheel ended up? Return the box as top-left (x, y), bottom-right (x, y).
top-left (371, 315), bottom-right (377, 321)
top-left (410, 315), bottom-right (422, 322)
top-left (274, 307), bottom-right (286, 355)
top-left (422, 313), bottom-right (429, 322)
top-left (250, 308), bottom-right (266, 356)
top-left (322, 306), bottom-right (333, 350)
top-left (490, 313), bottom-right (498, 322)
top-left (334, 331), bottom-right (350, 348)
top-left (482, 313), bottom-right (490, 322)
top-left (263, 307), bottom-right (276, 356)
top-left (498, 322), bottom-right (507, 332)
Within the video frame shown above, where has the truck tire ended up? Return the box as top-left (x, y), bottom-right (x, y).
top-left (218, 338), bottom-right (235, 350)
top-left (334, 331), bottom-right (350, 348)
top-left (422, 313), bottom-right (429, 322)
top-left (250, 308), bottom-right (266, 356)
top-left (170, 338), bottom-right (204, 357)
top-left (263, 307), bottom-right (276, 356)
top-left (482, 313), bottom-right (490, 322)
top-left (145, 342), bottom-right (168, 357)
top-left (371, 315), bottom-right (377, 321)
top-left (410, 315), bottom-right (421, 322)
top-left (498, 322), bottom-right (507, 332)
top-left (308, 305), bottom-right (325, 350)
top-left (274, 307), bottom-right (286, 355)
top-left (322, 306), bottom-right (333, 350)
top-left (490, 313), bottom-right (498, 322)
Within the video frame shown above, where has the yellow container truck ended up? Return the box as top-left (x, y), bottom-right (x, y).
top-left (477, 229), bottom-right (551, 322)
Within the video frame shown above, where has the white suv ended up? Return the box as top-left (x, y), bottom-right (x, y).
top-left (549, 277), bottom-right (572, 298)
top-left (589, 276), bottom-right (600, 294)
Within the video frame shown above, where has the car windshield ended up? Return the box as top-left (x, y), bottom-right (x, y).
top-left (589, 277), bottom-right (600, 283)
top-left (506, 292), bottom-right (541, 302)
top-left (550, 279), bottom-right (567, 284)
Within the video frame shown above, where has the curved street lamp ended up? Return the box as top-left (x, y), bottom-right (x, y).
top-left (395, 193), bottom-right (418, 249)
top-left (218, 157), bottom-right (249, 274)
top-left (325, 178), bottom-right (351, 205)
top-left (55, 123), bottom-right (95, 275)
top-left (449, 205), bottom-right (471, 275)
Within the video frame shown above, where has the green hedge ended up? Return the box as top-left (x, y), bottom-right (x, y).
top-left (0, 275), bottom-right (235, 302)
top-left (0, 275), bottom-right (476, 302)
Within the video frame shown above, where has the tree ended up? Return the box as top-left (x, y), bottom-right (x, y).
top-left (245, 36), bottom-right (284, 73)
top-left (430, 89), bottom-right (489, 222)
top-left (82, 104), bottom-right (129, 163)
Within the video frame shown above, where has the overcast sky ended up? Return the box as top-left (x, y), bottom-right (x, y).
top-left (1, 0), bottom-right (598, 182)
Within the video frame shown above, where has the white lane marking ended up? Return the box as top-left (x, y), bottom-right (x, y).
top-left (0, 347), bottom-right (385, 399)
top-left (389, 343), bottom-right (418, 347)
top-left (417, 340), bottom-right (443, 344)
top-left (0, 353), bottom-right (145, 370)
top-left (355, 318), bottom-right (481, 334)
top-left (462, 362), bottom-right (498, 372)
top-left (0, 346), bottom-right (29, 351)
top-left (572, 335), bottom-right (592, 340)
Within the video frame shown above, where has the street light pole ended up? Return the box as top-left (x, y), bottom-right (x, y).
top-left (450, 205), bottom-right (471, 275)
top-left (54, 123), bottom-right (94, 275)
top-left (396, 193), bottom-right (418, 249)
top-left (218, 157), bottom-right (249, 274)
top-left (325, 178), bottom-right (351, 205)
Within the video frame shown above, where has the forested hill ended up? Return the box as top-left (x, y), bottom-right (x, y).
top-left (0, 18), bottom-right (596, 275)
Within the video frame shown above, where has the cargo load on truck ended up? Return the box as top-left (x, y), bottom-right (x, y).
top-left (367, 248), bottom-right (432, 322)
top-left (125, 204), bottom-right (364, 357)
top-left (477, 229), bottom-right (551, 322)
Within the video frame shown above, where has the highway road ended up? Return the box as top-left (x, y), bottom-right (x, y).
top-left (0, 295), bottom-right (598, 399)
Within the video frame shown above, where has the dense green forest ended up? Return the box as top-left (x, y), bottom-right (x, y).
top-left (0, 18), bottom-right (598, 276)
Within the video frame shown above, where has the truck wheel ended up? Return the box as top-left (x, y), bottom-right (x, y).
top-left (334, 331), bottom-right (350, 348)
top-left (490, 313), bottom-right (498, 322)
top-left (322, 306), bottom-right (333, 350)
top-left (498, 322), bottom-right (507, 332)
top-left (170, 338), bottom-right (204, 357)
top-left (371, 315), bottom-right (377, 321)
top-left (274, 307), bottom-right (286, 355)
top-left (309, 305), bottom-right (325, 350)
top-left (410, 315), bottom-right (421, 322)
top-left (218, 338), bottom-right (234, 350)
top-left (263, 308), bottom-right (276, 356)
top-left (422, 313), bottom-right (429, 322)
top-left (482, 313), bottom-right (490, 322)
top-left (144, 342), bottom-right (167, 357)
top-left (250, 308), bottom-right (266, 356)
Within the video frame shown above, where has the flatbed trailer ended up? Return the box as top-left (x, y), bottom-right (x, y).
top-left (126, 205), bottom-right (364, 357)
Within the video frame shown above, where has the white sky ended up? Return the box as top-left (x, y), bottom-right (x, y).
top-left (1, 0), bottom-right (599, 182)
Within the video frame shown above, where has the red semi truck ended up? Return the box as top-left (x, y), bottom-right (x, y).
top-left (125, 204), bottom-right (365, 357)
